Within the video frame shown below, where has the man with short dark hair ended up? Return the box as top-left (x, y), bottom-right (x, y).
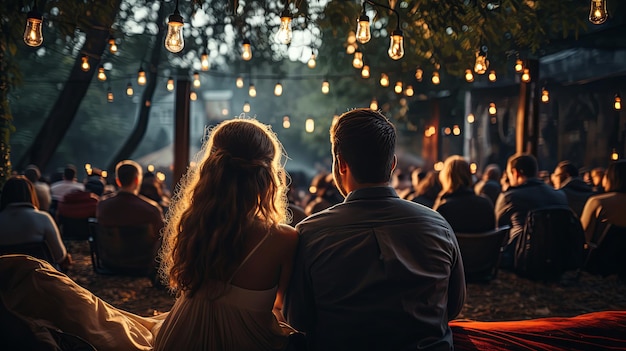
top-left (285, 108), bottom-right (466, 351)
top-left (551, 160), bottom-right (594, 218)
top-left (50, 164), bottom-right (84, 202)
top-left (24, 164), bottom-right (51, 212)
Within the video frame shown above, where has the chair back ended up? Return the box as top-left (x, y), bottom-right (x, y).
top-left (58, 216), bottom-right (93, 241)
top-left (89, 221), bottom-right (158, 277)
top-left (584, 223), bottom-right (626, 278)
top-left (514, 207), bottom-right (586, 281)
top-left (0, 241), bottom-right (56, 266)
top-left (456, 225), bottom-right (510, 283)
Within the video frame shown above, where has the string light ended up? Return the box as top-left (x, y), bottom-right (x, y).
top-left (307, 53), bottom-right (317, 68)
top-left (431, 71), bottom-right (440, 85)
top-left (107, 87), bottom-right (114, 103)
top-left (236, 76), bottom-right (244, 88)
top-left (415, 68), bottom-right (423, 82)
top-left (465, 69), bottom-right (474, 82)
top-left (521, 68), bottom-right (531, 83)
top-left (356, 3), bottom-right (371, 44)
top-left (370, 97), bottom-right (378, 110)
top-left (192, 71), bottom-right (201, 88)
top-left (23, 3), bottom-right (43, 47)
top-left (541, 88), bottom-right (550, 103)
top-left (611, 149), bottom-right (619, 161)
top-left (274, 81), bottom-right (283, 96)
top-left (467, 113), bottom-right (475, 123)
top-left (190, 91), bottom-right (197, 101)
top-left (425, 126), bottom-right (436, 137)
top-left (394, 81), bottom-right (403, 94)
top-left (452, 125), bottom-right (461, 136)
top-left (405, 85), bottom-right (414, 97)
top-left (242, 39), bottom-right (252, 61)
top-left (148, 165), bottom-right (155, 172)
top-left (515, 59), bottom-right (524, 73)
top-left (166, 77), bottom-right (175, 91)
top-left (126, 82), bottom-right (133, 97)
top-left (488, 70), bottom-right (497, 82)
top-left (80, 56), bottom-right (90, 72)
top-left (249, 83), bottom-right (257, 97)
top-left (353, 49), bottom-right (364, 69)
top-left (474, 48), bottom-right (489, 74)
top-left (137, 66), bottom-right (147, 86)
top-left (276, 6), bottom-right (293, 45)
top-left (379, 73), bottom-right (389, 87)
top-left (97, 65), bottom-right (107, 81)
top-left (164, 0), bottom-right (184, 53)
top-left (489, 102), bottom-right (497, 115)
top-left (388, 28), bottom-right (404, 60)
top-left (361, 65), bottom-right (370, 78)
top-left (444, 127), bottom-right (452, 136)
top-left (305, 118), bottom-right (315, 133)
top-left (283, 116), bottom-right (291, 128)
top-left (321, 79), bottom-right (330, 94)
top-left (589, 0), bottom-right (608, 25)
top-left (200, 50), bottom-right (210, 71)
top-left (615, 94), bottom-right (622, 110)
top-left (108, 36), bottom-right (118, 54)
top-left (243, 101), bottom-right (251, 112)
top-left (346, 43), bottom-right (357, 55)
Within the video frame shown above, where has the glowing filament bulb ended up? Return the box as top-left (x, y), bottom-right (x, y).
top-left (305, 118), bottom-right (315, 133)
top-left (126, 82), bottom-right (133, 96)
top-left (346, 43), bottom-right (357, 55)
top-left (137, 67), bottom-right (147, 86)
top-left (236, 76), bottom-right (244, 88)
top-left (283, 116), bottom-right (291, 129)
top-left (200, 50), bottom-right (210, 71)
top-left (243, 101), bottom-right (251, 113)
top-left (415, 68), bottom-right (423, 81)
top-left (432, 71), bottom-right (440, 85)
top-left (465, 69), bottom-right (474, 82)
top-left (307, 53), bottom-right (317, 68)
top-left (380, 73), bottom-right (389, 87)
top-left (107, 88), bottom-right (114, 103)
top-left (589, 0), bottom-right (608, 25)
top-left (467, 114), bottom-right (475, 123)
top-left (321, 80), bottom-right (330, 94)
top-left (108, 37), bottom-right (118, 54)
top-left (405, 85), bottom-right (414, 97)
top-left (167, 77), bottom-right (175, 91)
top-left (274, 82), bottom-right (283, 96)
top-left (611, 149), bottom-right (619, 161)
top-left (370, 98), bottom-right (378, 111)
top-left (453, 125), bottom-right (461, 136)
top-left (521, 68), bottom-right (531, 83)
top-left (489, 103), bottom-right (497, 115)
top-left (541, 88), bottom-right (549, 103)
top-left (249, 84), bottom-right (256, 97)
top-left (394, 81), bottom-right (403, 94)
top-left (474, 51), bottom-right (489, 74)
top-left (190, 91), bottom-right (197, 101)
top-left (97, 66), bottom-right (107, 81)
top-left (361, 65), bottom-right (370, 79)
top-left (388, 30), bottom-right (404, 60)
top-left (356, 13), bottom-right (371, 44)
top-left (353, 50), bottom-right (364, 69)
top-left (242, 39), bottom-right (252, 61)
top-left (515, 59), bottom-right (524, 73)
top-left (193, 72), bottom-right (200, 88)
top-left (23, 7), bottom-right (43, 47)
top-left (488, 70), bottom-right (497, 82)
top-left (164, 8), bottom-right (184, 53)
top-left (276, 10), bottom-right (293, 44)
top-left (81, 56), bottom-right (90, 72)
top-left (615, 94), bottom-right (622, 110)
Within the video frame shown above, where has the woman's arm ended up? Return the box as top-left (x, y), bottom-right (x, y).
top-left (273, 224), bottom-right (299, 322)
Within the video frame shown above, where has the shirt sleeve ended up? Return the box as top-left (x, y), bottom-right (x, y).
top-left (447, 236), bottom-right (466, 319)
top-left (284, 230), bottom-right (316, 335)
top-left (41, 212), bottom-right (67, 263)
top-left (580, 196), bottom-right (599, 243)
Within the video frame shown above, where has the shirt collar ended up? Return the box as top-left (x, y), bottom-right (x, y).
top-left (344, 186), bottom-right (399, 202)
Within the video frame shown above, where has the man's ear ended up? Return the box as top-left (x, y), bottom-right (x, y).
top-left (336, 154), bottom-right (349, 175)
top-left (115, 178), bottom-right (122, 187)
top-left (391, 155), bottom-right (398, 174)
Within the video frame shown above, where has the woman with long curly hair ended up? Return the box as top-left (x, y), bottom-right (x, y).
top-left (154, 118), bottom-right (299, 350)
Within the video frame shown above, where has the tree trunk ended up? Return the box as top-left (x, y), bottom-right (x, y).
top-left (16, 1), bottom-right (122, 171)
top-left (0, 33), bottom-right (13, 189)
top-left (107, 3), bottom-right (166, 173)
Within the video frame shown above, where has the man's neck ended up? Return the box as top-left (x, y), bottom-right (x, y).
top-left (118, 187), bottom-right (137, 195)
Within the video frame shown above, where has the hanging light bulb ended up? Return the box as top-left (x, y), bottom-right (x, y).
top-left (307, 53), bottom-right (317, 68)
top-left (23, 4), bottom-right (43, 47)
top-left (352, 49), bottom-right (364, 69)
top-left (137, 67), bottom-right (147, 86)
top-left (467, 113), bottom-right (475, 123)
top-left (305, 118), bottom-right (315, 133)
top-left (453, 125), bottom-right (461, 136)
top-left (380, 73), bottom-right (389, 87)
top-left (361, 65), bottom-right (370, 79)
top-left (405, 85), bottom-right (414, 97)
top-left (346, 43), bottom-right (357, 55)
top-left (321, 79), bottom-right (330, 94)
top-left (193, 71), bottom-right (201, 88)
top-left (283, 116), bottom-right (291, 129)
top-left (370, 98), bottom-right (378, 111)
top-left (242, 39), bottom-right (252, 61)
top-left (108, 37), bottom-right (118, 54)
top-left (276, 8), bottom-right (293, 44)
top-left (167, 77), bottom-right (175, 91)
top-left (394, 81), bottom-right (403, 94)
top-left (190, 91), bottom-right (197, 101)
top-left (465, 69), bottom-right (474, 82)
top-left (236, 76), bottom-right (244, 88)
top-left (611, 149), bottom-right (619, 161)
top-left (347, 31), bottom-right (357, 44)
top-left (488, 70), bottom-right (497, 82)
top-left (97, 65), bottom-right (107, 81)
top-left (415, 68), bottom-right (423, 82)
top-left (80, 56), bottom-right (90, 72)
top-left (541, 88), bottom-right (550, 103)
top-left (474, 49), bottom-right (489, 74)
top-left (164, 1), bottom-right (184, 53)
top-left (243, 101), bottom-right (251, 113)
top-left (521, 68), bottom-right (531, 83)
top-left (489, 102), bottom-right (497, 115)
top-left (249, 83), bottom-right (257, 97)
top-left (356, 8), bottom-right (371, 44)
top-left (274, 82), bottom-right (283, 96)
top-left (107, 87), bottom-right (114, 103)
top-left (388, 29), bottom-right (404, 60)
top-left (431, 71), bottom-right (440, 85)
top-left (126, 82), bottom-right (134, 97)
top-left (515, 59), bottom-right (524, 73)
top-left (200, 50), bottom-right (210, 71)
top-left (615, 94), bottom-right (622, 110)
top-left (589, 0), bottom-right (608, 25)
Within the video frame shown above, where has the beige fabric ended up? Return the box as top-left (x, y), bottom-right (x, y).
top-left (0, 254), bottom-right (166, 351)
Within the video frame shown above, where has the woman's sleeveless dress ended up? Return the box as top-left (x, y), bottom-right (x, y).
top-left (153, 232), bottom-right (291, 350)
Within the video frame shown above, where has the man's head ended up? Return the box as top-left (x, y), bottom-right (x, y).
top-left (115, 160), bottom-right (142, 193)
top-left (482, 164), bottom-right (501, 182)
top-left (23, 164), bottom-right (41, 183)
top-left (506, 153), bottom-right (538, 187)
top-left (63, 165), bottom-right (77, 181)
top-left (330, 108), bottom-right (397, 196)
top-left (551, 160), bottom-right (578, 189)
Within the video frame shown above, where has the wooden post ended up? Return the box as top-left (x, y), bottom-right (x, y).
top-left (173, 78), bottom-right (191, 190)
top-left (515, 58), bottom-right (540, 156)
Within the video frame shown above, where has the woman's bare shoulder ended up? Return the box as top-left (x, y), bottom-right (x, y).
top-left (271, 224), bottom-right (298, 248)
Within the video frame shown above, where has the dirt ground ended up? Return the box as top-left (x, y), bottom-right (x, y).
top-left (64, 241), bottom-right (626, 321)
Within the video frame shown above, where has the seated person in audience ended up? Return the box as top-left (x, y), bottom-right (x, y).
top-left (551, 160), bottom-right (594, 218)
top-left (23, 164), bottom-right (51, 212)
top-left (0, 176), bottom-right (70, 270)
top-left (580, 160), bottom-right (626, 243)
top-left (49, 165), bottom-right (84, 216)
top-left (590, 167), bottom-right (606, 193)
top-left (155, 118), bottom-right (299, 350)
top-left (474, 163), bottom-right (502, 205)
top-left (56, 180), bottom-right (101, 220)
top-left (434, 155), bottom-right (495, 233)
top-left (409, 169), bottom-right (442, 208)
top-left (495, 153), bottom-right (569, 267)
top-left (139, 172), bottom-right (169, 214)
top-left (96, 160), bottom-right (164, 238)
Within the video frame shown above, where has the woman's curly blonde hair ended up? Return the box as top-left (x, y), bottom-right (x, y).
top-left (159, 117), bottom-right (289, 296)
